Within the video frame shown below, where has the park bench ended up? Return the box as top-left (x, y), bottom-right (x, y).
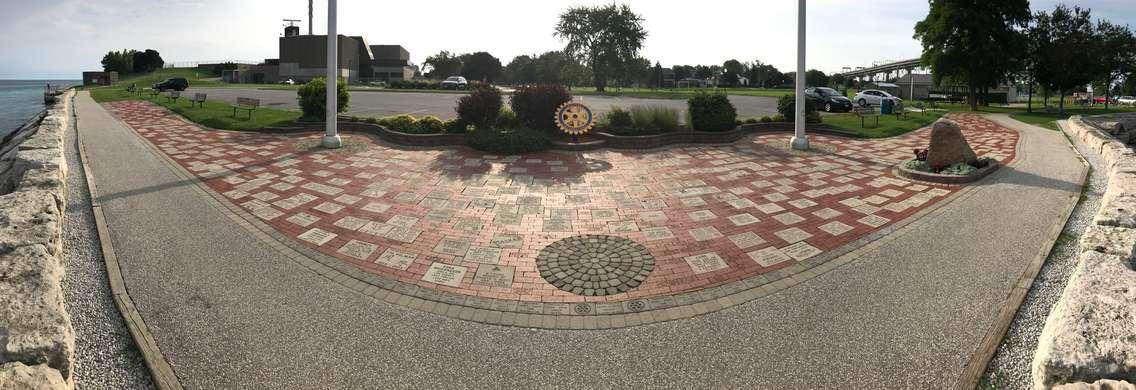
top-left (232, 97), bottom-right (260, 119)
top-left (166, 90), bottom-right (181, 103)
top-left (190, 93), bottom-right (207, 108)
top-left (852, 106), bottom-right (880, 128)
top-left (149, 88), bottom-right (160, 98)
top-left (126, 83), bottom-right (137, 94)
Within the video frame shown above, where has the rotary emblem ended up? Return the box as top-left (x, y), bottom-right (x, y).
top-left (555, 102), bottom-right (595, 135)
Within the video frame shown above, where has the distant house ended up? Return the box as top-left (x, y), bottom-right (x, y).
top-left (866, 82), bottom-right (901, 97)
top-left (893, 73), bottom-right (932, 100)
top-left (225, 26), bottom-right (414, 84)
top-left (82, 71), bottom-right (118, 86)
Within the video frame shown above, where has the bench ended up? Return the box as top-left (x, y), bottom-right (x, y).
top-left (126, 84), bottom-right (137, 94)
top-left (149, 88), bottom-right (160, 98)
top-left (232, 97), bottom-right (260, 119)
top-left (852, 106), bottom-right (880, 128)
top-left (190, 93), bottom-right (207, 108)
top-left (165, 90), bottom-right (181, 103)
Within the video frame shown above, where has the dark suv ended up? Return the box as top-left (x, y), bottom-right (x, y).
top-left (804, 87), bottom-right (853, 112)
top-left (152, 77), bottom-right (189, 91)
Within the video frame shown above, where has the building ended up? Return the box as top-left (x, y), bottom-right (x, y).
top-left (892, 73), bottom-right (933, 100)
top-left (82, 71), bottom-right (118, 86)
top-left (232, 26), bottom-right (414, 85)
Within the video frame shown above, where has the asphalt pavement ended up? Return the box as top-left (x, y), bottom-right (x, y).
top-left (184, 87), bottom-right (780, 119)
top-left (75, 91), bottom-right (1083, 389)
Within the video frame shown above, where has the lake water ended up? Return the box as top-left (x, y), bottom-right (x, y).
top-left (0, 80), bottom-right (79, 137)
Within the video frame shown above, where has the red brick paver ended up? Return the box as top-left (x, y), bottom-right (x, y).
top-left (108, 101), bottom-right (1017, 304)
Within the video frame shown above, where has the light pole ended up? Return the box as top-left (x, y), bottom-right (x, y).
top-left (321, 0), bottom-right (342, 149)
top-left (790, 0), bottom-right (809, 150)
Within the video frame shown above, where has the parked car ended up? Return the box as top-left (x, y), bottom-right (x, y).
top-left (804, 87), bottom-right (853, 112)
top-left (440, 76), bottom-right (468, 89)
top-left (279, 78), bottom-right (296, 85)
top-left (853, 89), bottom-right (901, 107)
top-left (367, 80), bottom-right (388, 88)
top-left (152, 77), bottom-right (188, 91)
top-left (1118, 96), bottom-right (1136, 106)
top-left (1092, 96), bottom-right (1117, 105)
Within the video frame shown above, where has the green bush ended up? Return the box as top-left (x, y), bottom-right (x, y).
top-left (363, 117), bottom-right (379, 124)
top-left (760, 116), bottom-right (772, 123)
top-left (904, 159), bottom-right (930, 172)
top-left (510, 84), bottom-right (572, 131)
top-left (776, 94), bottom-right (817, 120)
top-left (455, 86), bottom-right (502, 128)
top-left (377, 114), bottom-right (418, 133)
top-left (771, 114), bottom-right (786, 122)
top-left (467, 127), bottom-right (551, 154)
top-left (604, 107), bottom-right (634, 130)
top-left (940, 162), bottom-right (977, 176)
top-left (297, 77), bottom-right (349, 119)
top-left (629, 105), bottom-right (680, 133)
top-left (443, 118), bottom-right (468, 134)
top-left (744, 118), bottom-right (759, 124)
top-left (495, 108), bottom-right (521, 129)
top-left (415, 116), bottom-right (446, 134)
top-left (687, 92), bottom-right (737, 132)
top-left (806, 111), bottom-right (822, 124)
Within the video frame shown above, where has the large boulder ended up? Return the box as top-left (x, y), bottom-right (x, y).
top-left (0, 245), bottom-right (73, 382)
top-left (925, 119), bottom-right (978, 171)
top-left (0, 362), bottom-right (68, 390)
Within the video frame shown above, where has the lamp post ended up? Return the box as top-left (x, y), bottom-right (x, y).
top-left (790, 0), bottom-right (809, 150)
top-left (321, 0), bottom-right (342, 149)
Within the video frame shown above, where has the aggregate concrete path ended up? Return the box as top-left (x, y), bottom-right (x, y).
top-left (74, 91), bottom-right (1083, 389)
top-left (184, 87), bottom-right (780, 119)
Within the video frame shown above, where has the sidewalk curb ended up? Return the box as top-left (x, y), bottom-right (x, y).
top-left (72, 92), bottom-right (185, 390)
top-left (954, 114), bottom-right (1089, 390)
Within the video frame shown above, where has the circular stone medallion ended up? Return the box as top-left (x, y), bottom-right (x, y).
top-left (536, 235), bottom-right (655, 296)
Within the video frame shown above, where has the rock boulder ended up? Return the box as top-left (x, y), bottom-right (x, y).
top-left (925, 119), bottom-right (978, 171)
top-left (0, 362), bottom-right (67, 390)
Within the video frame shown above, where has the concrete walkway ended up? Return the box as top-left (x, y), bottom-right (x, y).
top-left (74, 91), bottom-right (1084, 388)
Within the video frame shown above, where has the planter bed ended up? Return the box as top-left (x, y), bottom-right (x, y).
top-left (894, 159), bottom-right (1001, 184)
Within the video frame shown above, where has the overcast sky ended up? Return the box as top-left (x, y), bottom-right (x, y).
top-left (1, 0), bottom-right (1133, 80)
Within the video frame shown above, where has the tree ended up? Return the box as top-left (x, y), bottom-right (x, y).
top-left (100, 49), bottom-right (136, 74)
top-left (673, 65), bottom-right (693, 81)
top-left (503, 55), bottom-right (537, 84)
top-left (131, 49), bottom-right (164, 73)
top-left (535, 51), bottom-right (570, 84)
top-left (914, 0), bottom-right (1031, 111)
top-left (555, 4), bottom-right (647, 92)
top-left (651, 62), bottom-right (664, 89)
top-left (1034, 5), bottom-right (1101, 113)
top-left (424, 51), bottom-right (463, 79)
top-left (805, 69), bottom-right (830, 87)
top-left (1095, 21), bottom-right (1136, 109)
top-left (721, 59), bottom-right (745, 87)
top-left (460, 52), bottom-right (503, 83)
top-left (747, 61), bottom-right (783, 88)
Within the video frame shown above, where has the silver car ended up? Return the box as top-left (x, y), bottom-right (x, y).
top-left (1118, 96), bottom-right (1136, 106)
top-left (854, 89), bottom-right (901, 107)
top-left (440, 76), bottom-right (468, 89)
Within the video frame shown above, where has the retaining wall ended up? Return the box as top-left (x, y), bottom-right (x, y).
top-left (0, 90), bottom-right (75, 389)
top-left (1031, 114), bottom-right (1136, 389)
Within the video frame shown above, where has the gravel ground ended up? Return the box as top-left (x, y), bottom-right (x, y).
top-left (61, 100), bottom-right (155, 389)
top-left (980, 123), bottom-right (1105, 389)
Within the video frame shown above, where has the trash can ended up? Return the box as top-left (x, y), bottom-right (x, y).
top-left (880, 99), bottom-right (893, 115)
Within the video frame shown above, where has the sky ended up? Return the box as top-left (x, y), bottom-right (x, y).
top-left (1, 0), bottom-right (1134, 80)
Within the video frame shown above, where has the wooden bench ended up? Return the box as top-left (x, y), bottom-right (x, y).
top-left (190, 93), bottom-right (207, 108)
top-left (232, 97), bottom-right (260, 119)
top-left (165, 90), bottom-right (181, 103)
top-left (852, 106), bottom-right (880, 128)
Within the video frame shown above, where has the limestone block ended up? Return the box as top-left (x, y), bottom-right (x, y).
top-left (1080, 225), bottom-right (1136, 259)
top-left (1102, 142), bottom-right (1131, 166)
top-left (1032, 252), bottom-right (1136, 388)
top-left (15, 170), bottom-right (64, 200)
top-left (1054, 379), bottom-right (1136, 390)
top-left (925, 119), bottom-right (978, 171)
top-left (1109, 158), bottom-right (1136, 175)
top-left (0, 362), bottom-right (67, 390)
top-left (0, 190), bottom-right (62, 256)
top-left (0, 245), bottom-right (73, 381)
top-left (14, 148), bottom-right (65, 179)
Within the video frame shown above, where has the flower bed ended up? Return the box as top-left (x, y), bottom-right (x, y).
top-left (895, 157), bottom-right (1001, 184)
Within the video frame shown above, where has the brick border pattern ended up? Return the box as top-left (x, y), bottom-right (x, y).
top-left (105, 104), bottom-right (1021, 329)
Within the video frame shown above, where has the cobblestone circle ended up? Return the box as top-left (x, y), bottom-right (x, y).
top-left (536, 235), bottom-right (655, 296)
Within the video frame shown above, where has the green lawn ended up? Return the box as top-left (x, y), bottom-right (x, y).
top-left (570, 86), bottom-right (794, 100)
top-left (823, 110), bottom-right (946, 138)
top-left (926, 102), bottom-right (1136, 130)
top-left (88, 68), bottom-right (301, 131)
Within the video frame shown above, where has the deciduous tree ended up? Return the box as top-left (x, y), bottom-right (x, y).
top-left (555, 4), bottom-right (647, 92)
top-left (1033, 5), bottom-right (1100, 113)
top-left (424, 51), bottom-right (463, 79)
top-left (460, 52), bottom-right (503, 83)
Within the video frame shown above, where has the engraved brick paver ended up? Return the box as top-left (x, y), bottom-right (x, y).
top-left (108, 100), bottom-right (1018, 305)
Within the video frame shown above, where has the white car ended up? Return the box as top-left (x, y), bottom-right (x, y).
top-left (1118, 96), bottom-right (1136, 106)
top-left (440, 76), bottom-right (468, 89)
top-left (854, 89), bottom-right (901, 107)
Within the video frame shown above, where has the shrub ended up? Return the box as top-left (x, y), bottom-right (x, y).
top-left (510, 84), bottom-right (572, 131)
top-left (443, 118), bottom-right (468, 134)
top-left (806, 111), bottom-right (822, 124)
top-left (364, 117), bottom-right (379, 124)
top-left (604, 107), bottom-right (634, 130)
top-left (415, 116), bottom-right (446, 134)
top-left (378, 114), bottom-right (417, 133)
top-left (734, 119), bottom-right (743, 126)
top-left (759, 116), bottom-right (772, 123)
top-left (297, 77), bottom-right (350, 119)
top-left (776, 94), bottom-right (817, 120)
top-left (904, 159), bottom-right (930, 172)
top-left (456, 86), bottom-right (502, 128)
top-left (771, 114), bottom-right (786, 122)
top-left (687, 92), bottom-right (737, 132)
top-left (495, 108), bottom-right (521, 129)
top-left (467, 127), bottom-right (551, 154)
top-left (629, 105), bottom-right (680, 133)
top-left (940, 162), bottom-right (977, 176)
top-left (744, 118), bottom-right (759, 124)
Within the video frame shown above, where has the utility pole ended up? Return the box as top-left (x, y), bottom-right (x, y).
top-left (322, 0), bottom-right (341, 149)
top-left (790, 0), bottom-right (809, 151)
top-left (308, 0), bottom-right (313, 35)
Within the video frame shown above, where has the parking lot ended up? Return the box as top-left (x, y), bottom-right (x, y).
top-left (185, 87), bottom-right (780, 119)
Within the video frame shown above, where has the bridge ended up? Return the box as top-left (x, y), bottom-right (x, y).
top-left (837, 58), bottom-right (924, 81)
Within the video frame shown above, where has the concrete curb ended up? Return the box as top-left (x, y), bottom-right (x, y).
top-left (1030, 115), bottom-right (1136, 388)
top-left (955, 114), bottom-right (1089, 390)
top-left (72, 93), bottom-right (184, 390)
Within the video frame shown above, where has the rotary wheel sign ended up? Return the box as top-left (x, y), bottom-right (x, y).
top-left (555, 101), bottom-right (595, 135)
